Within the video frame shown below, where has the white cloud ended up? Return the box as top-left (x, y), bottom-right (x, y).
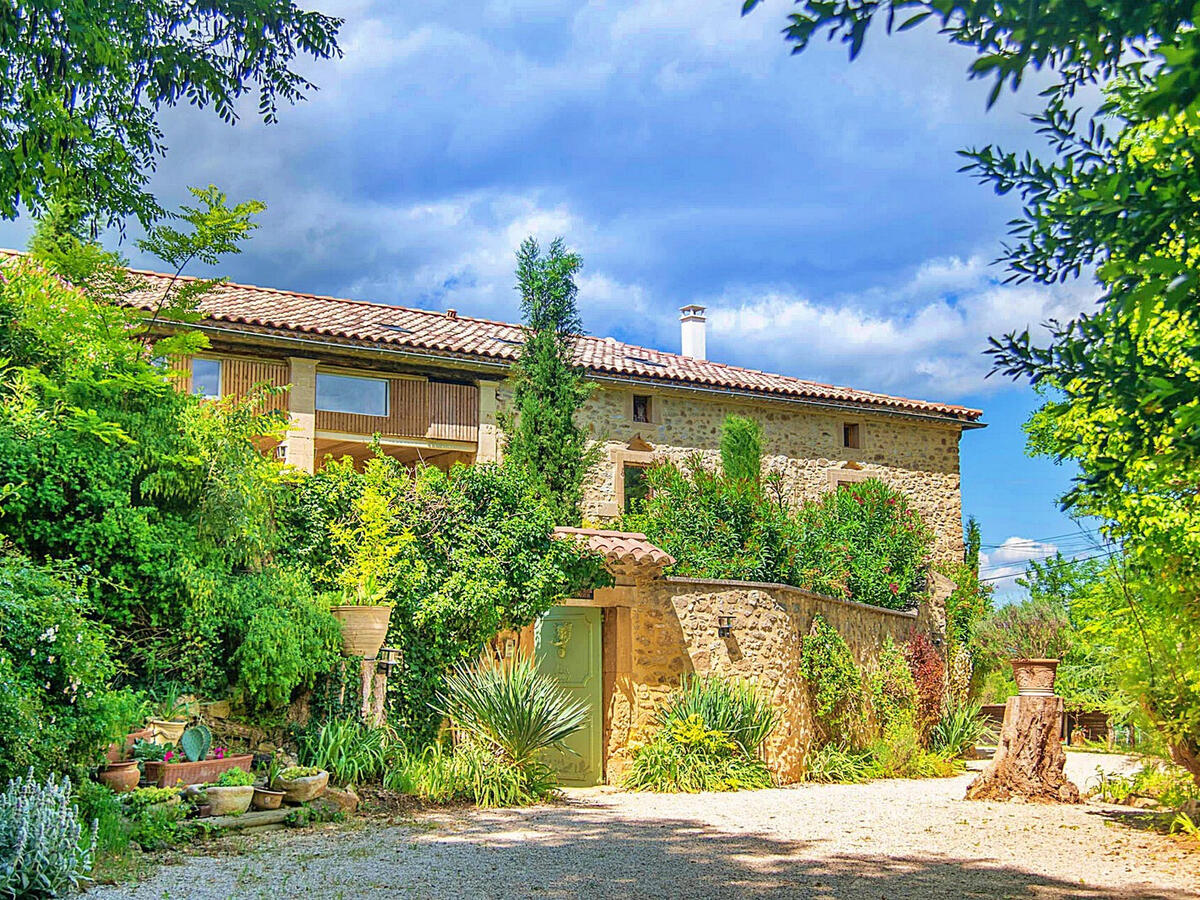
top-left (704, 255), bottom-right (1098, 398)
top-left (978, 536), bottom-right (1063, 598)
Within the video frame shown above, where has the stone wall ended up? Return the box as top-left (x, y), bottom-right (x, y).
top-left (498, 382), bottom-right (967, 568)
top-left (601, 576), bottom-right (921, 784)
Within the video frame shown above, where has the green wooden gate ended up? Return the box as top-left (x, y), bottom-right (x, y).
top-left (534, 606), bottom-right (602, 786)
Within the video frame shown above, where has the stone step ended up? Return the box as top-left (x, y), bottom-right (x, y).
top-left (202, 808), bottom-right (290, 831)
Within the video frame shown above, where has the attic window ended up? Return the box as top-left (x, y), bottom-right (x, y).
top-left (842, 423), bottom-right (860, 449)
top-left (632, 394), bottom-right (652, 424)
top-left (625, 355), bottom-right (668, 368)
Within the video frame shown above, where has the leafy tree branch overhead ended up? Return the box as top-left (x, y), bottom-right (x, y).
top-left (0, 0), bottom-right (342, 225)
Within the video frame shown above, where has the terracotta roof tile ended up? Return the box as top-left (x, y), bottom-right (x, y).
top-left (0, 250), bottom-right (982, 422)
top-left (553, 527), bottom-right (675, 574)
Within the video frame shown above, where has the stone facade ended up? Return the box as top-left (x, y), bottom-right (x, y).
top-left (497, 382), bottom-right (966, 568)
top-left (595, 575), bottom-right (927, 785)
top-left (581, 384), bottom-right (964, 566)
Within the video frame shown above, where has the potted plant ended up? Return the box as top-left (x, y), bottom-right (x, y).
top-left (146, 684), bottom-right (191, 745)
top-left (253, 752), bottom-right (286, 810)
top-left (104, 692), bottom-right (153, 764)
top-left (142, 725), bottom-right (254, 787)
top-left (96, 760), bottom-right (140, 793)
top-left (273, 765), bottom-right (329, 803)
top-left (328, 575), bottom-right (392, 659)
top-left (203, 766), bottom-right (255, 816)
top-left (978, 598), bottom-right (1072, 697)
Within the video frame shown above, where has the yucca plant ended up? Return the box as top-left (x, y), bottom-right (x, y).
top-left (655, 674), bottom-right (777, 756)
top-left (928, 702), bottom-right (993, 759)
top-left (435, 658), bottom-right (588, 767)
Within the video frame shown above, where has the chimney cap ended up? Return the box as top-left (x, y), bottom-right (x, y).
top-left (680, 304), bottom-right (706, 318)
top-left (446, 308), bottom-right (458, 319)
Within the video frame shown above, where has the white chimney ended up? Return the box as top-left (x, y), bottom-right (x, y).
top-left (680, 304), bottom-right (707, 360)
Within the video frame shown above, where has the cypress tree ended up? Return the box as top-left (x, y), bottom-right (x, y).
top-left (501, 237), bottom-right (597, 523)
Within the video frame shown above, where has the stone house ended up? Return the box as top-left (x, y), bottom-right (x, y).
top-left (119, 264), bottom-right (982, 784)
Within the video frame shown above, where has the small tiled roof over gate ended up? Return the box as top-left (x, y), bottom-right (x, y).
top-left (552, 527), bottom-right (675, 578)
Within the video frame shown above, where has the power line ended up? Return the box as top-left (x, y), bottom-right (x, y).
top-left (978, 548), bottom-right (1120, 583)
top-left (979, 528), bottom-right (1101, 549)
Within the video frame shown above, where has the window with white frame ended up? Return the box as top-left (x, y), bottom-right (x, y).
top-left (191, 358), bottom-right (222, 398)
top-left (316, 372), bottom-right (389, 417)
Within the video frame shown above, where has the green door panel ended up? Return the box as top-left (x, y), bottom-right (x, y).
top-left (534, 606), bottom-right (602, 786)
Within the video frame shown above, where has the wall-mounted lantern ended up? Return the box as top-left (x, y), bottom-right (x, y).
top-left (377, 646), bottom-right (400, 675)
top-left (717, 614), bottom-right (734, 638)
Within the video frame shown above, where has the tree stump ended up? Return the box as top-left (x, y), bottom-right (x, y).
top-left (966, 695), bottom-right (1080, 803)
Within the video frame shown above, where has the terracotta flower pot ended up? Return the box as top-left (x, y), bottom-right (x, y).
top-left (146, 718), bottom-right (188, 745)
top-left (106, 727), bottom-right (154, 765)
top-left (143, 753), bottom-right (255, 788)
top-left (252, 787), bottom-right (284, 810)
top-left (97, 760), bottom-right (140, 793)
top-left (329, 605), bottom-right (392, 658)
top-left (273, 770), bottom-right (329, 803)
top-left (204, 784), bottom-right (254, 816)
top-left (1010, 658), bottom-right (1059, 697)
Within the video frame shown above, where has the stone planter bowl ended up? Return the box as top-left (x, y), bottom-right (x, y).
top-left (273, 770), bottom-right (329, 803)
top-left (204, 784), bottom-right (254, 816)
top-left (1010, 658), bottom-right (1059, 697)
top-left (252, 787), bottom-right (284, 810)
top-left (97, 760), bottom-right (139, 793)
top-left (329, 605), bottom-right (391, 658)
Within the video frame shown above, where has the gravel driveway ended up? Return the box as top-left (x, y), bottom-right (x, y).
top-left (90, 752), bottom-right (1198, 899)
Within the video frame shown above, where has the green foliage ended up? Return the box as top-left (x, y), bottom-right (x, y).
top-left (868, 638), bottom-right (918, 732)
top-left (719, 414), bottom-right (763, 484)
top-left (977, 597), bottom-right (1073, 662)
top-left (866, 720), bottom-right (959, 780)
top-left (799, 615), bottom-right (868, 746)
top-left (624, 467), bottom-right (932, 611)
top-left (802, 744), bottom-right (878, 784)
top-left (384, 742), bottom-right (543, 808)
top-left (179, 726), bottom-right (212, 764)
top-left (625, 676), bottom-right (776, 793)
top-left (0, 771), bottom-right (95, 899)
top-left (278, 766), bottom-right (323, 780)
top-left (621, 456), bottom-right (799, 584)
top-left (747, 0), bottom-right (1200, 785)
top-left (281, 456), bottom-right (607, 743)
top-left (213, 767), bottom-right (254, 788)
top-left (652, 674), bottom-right (777, 758)
top-left (0, 2), bottom-right (341, 225)
top-left (297, 719), bottom-right (389, 788)
top-left (1089, 761), bottom-right (1199, 812)
top-left (226, 570), bottom-right (342, 711)
top-left (795, 481), bottom-right (933, 610)
top-left (437, 658), bottom-right (587, 771)
top-left (928, 703), bottom-right (992, 759)
top-left (500, 236), bottom-right (597, 523)
top-left (0, 553), bottom-right (129, 782)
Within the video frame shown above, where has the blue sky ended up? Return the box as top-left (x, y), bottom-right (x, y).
top-left (0, 0), bottom-right (1107, 595)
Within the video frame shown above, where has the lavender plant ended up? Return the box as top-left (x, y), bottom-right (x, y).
top-left (0, 770), bottom-right (95, 898)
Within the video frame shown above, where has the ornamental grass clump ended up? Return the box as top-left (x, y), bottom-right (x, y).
top-left (625, 675), bottom-right (776, 793)
top-left (0, 770), bottom-right (95, 899)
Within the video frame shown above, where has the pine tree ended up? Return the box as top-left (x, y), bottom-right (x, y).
top-left (501, 237), bottom-right (597, 523)
top-left (964, 516), bottom-right (981, 571)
